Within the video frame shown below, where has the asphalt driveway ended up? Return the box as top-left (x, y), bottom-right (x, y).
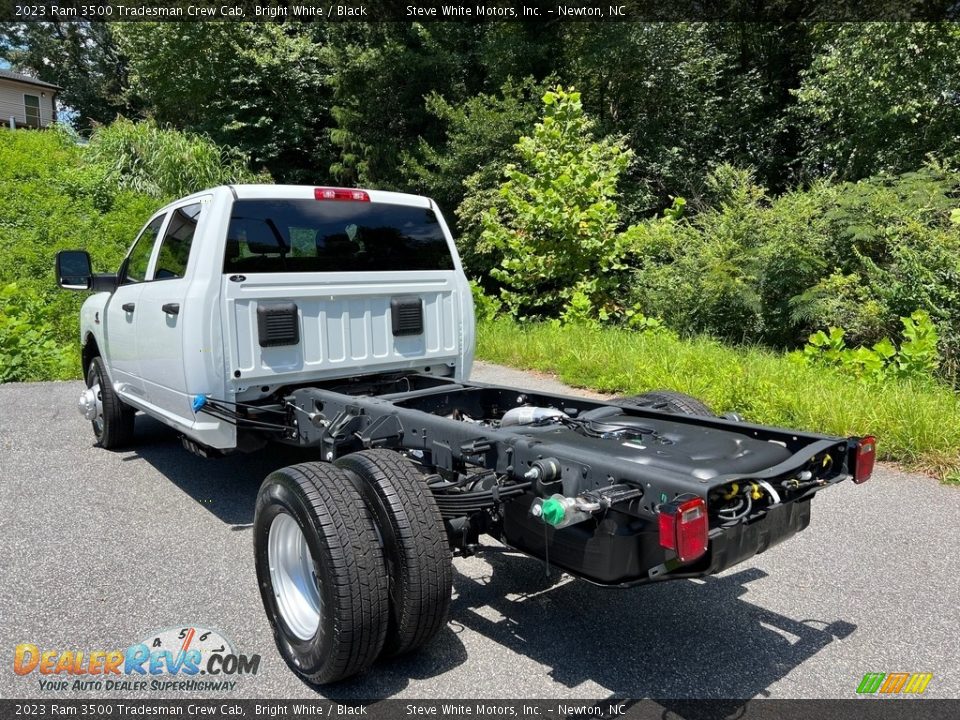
top-left (1, 362), bottom-right (957, 701)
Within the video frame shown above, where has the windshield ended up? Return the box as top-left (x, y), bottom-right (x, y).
top-left (223, 199), bottom-right (455, 273)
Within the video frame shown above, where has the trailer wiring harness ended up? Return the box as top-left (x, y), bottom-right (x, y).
top-left (191, 394), bottom-right (291, 434)
top-left (708, 450), bottom-right (838, 526)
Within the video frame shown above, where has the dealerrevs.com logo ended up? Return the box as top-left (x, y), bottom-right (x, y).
top-left (14, 626), bottom-right (261, 692)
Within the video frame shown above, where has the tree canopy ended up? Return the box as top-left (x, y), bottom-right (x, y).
top-left (4, 21), bottom-right (956, 200)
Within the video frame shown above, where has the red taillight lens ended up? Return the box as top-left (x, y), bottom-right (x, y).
top-left (314, 187), bottom-right (370, 202)
top-left (853, 435), bottom-right (876, 484)
top-left (658, 497), bottom-right (709, 563)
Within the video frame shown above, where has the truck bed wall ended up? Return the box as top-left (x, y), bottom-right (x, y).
top-left (222, 271), bottom-right (469, 395)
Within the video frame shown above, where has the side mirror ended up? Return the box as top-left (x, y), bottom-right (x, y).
top-left (55, 250), bottom-right (93, 290)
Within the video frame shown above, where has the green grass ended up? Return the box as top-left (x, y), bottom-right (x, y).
top-left (477, 318), bottom-right (960, 482)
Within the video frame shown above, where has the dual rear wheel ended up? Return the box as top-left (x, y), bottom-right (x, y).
top-left (253, 450), bottom-right (452, 684)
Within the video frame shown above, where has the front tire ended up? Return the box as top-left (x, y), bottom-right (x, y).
top-left (85, 357), bottom-right (135, 449)
top-left (336, 450), bottom-right (452, 658)
top-left (254, 462), bottom-right (389, 684)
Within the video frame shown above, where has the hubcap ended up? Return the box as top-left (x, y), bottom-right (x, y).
top-left (78, 387), bottom-right (99, 422)
top-left (268, 513), bottom-right (323, 640)
top-left (82, 379), bottom-right (105, 436)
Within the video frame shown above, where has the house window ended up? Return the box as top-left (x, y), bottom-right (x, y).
top-left (24, 94), bottom-right (40, 128)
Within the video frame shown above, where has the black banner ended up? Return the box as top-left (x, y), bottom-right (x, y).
top-left (1, 699), bottom-right (959, 720)
top-left (3, 0), bottom-right (960, 23)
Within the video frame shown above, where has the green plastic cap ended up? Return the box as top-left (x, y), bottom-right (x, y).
top-left (541, 497), bottom-right (566, 526)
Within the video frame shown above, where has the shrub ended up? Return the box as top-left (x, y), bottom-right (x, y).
top-left (800, 311), bottom-right (940, 383)
top-left (470, 280), bottom-right (502, 322)
top-left (86, 118), bottom-right (265, 199)
top-left (629, 162), bottom-right (960, 383)
top-left (0, 128), bottom-right (158, 353)
top-left (0, 283), bottom-right (76, 382)
top-left (478, 87), bottom-right (634, 320)
top-left (628, 165), bottom-right (770, 342)
top-left (0, 122), bottom-right (268, 381)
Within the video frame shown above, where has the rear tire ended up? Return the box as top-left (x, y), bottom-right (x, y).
top-left (336, 449), bottom-right (452, 658)
top-left (615, 390), bottom-right (714, 417)
top-left (253, 462), bottom-right (389, 684)
top-left (86, 357), bottom-right (135, 449)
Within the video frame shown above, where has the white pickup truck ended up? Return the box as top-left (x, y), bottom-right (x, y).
top-left (57, 185), bottom-right (874, 684)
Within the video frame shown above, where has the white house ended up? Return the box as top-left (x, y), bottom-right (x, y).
top-left (0, 69), bottom-right (59, 129)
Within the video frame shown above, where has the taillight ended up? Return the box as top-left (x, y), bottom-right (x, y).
top-left (853, 435), bottom-right (876, 484)
top-left (314, 187), bottom-right (370, 202)
top-left (658, 497), bottom-right (709, 563)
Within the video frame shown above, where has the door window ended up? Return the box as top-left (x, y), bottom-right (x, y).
top-left (151, 203), bottom-right (201, 280)
top-left (123, 216), bottom-right (166, 284)
top-left (24, 95), bottom-right (40, 128)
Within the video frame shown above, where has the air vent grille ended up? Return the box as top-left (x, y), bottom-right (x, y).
top-left (257, 303), bottom-right (300, 347)
top-left (391, 297), bottom-right (424, 336)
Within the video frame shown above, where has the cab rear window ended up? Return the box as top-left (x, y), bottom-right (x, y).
top-left (223, 199), bottom-right (455, 273)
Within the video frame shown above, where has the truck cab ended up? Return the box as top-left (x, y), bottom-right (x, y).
top-left (59, 185), bottom-right (475, 451)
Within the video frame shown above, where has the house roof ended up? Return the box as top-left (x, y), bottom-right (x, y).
top-left (0, 69), bottom-right (61, 91)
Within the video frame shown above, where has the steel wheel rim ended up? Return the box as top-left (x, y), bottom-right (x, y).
top-left (268, 512), bottom-right (323, 641)
top-left (89, 381), bottom-right (104, 436)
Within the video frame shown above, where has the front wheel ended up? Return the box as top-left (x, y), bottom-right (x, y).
top-left (83, 357), bottom-right (135, 449)
top-left (253, 462), bottom-right (389, 684)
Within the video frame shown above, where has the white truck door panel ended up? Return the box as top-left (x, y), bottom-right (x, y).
top-left (103, 284), bottom-right (144, 393)
top-left (136, 202), bottom-right (206, 423)
top-left (104, 214), bottom-right (166, 398)
top-left (137, 279), bottom-right (190, 419)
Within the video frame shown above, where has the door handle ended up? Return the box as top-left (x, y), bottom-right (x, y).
top-left (162, 303), bottom-right (180, 316)
top-left (121, 303), bottom-right (135, 313)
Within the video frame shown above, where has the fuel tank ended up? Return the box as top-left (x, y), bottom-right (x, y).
top-left (502, 405), bottom-right (794, 481)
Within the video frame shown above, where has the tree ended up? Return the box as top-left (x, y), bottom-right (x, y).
top-left (794, 23), bottom-right (960, 180)
top-left (323, 23), bottom-right (488, 188)
top-left (114, 23), bottom-right (334, 182)
top-left (401, 76), bottom-right (546, 278)
top-left (0, 22), bottom-right (134, 129)
top-left (556, 23), bottom-right (814, 213)
top-left (479, 88), bottom-right (633, 320)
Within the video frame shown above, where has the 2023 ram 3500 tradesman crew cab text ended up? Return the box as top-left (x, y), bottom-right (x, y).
top-left (55, 185), bottom-right (875, 684)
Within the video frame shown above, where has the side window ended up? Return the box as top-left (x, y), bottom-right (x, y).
top-left (123, 216), bottom-right (166, 284)
top-left (24, 94), bottom-right (41, 128)
top-left (152, 204), bottom-right (202, 280)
